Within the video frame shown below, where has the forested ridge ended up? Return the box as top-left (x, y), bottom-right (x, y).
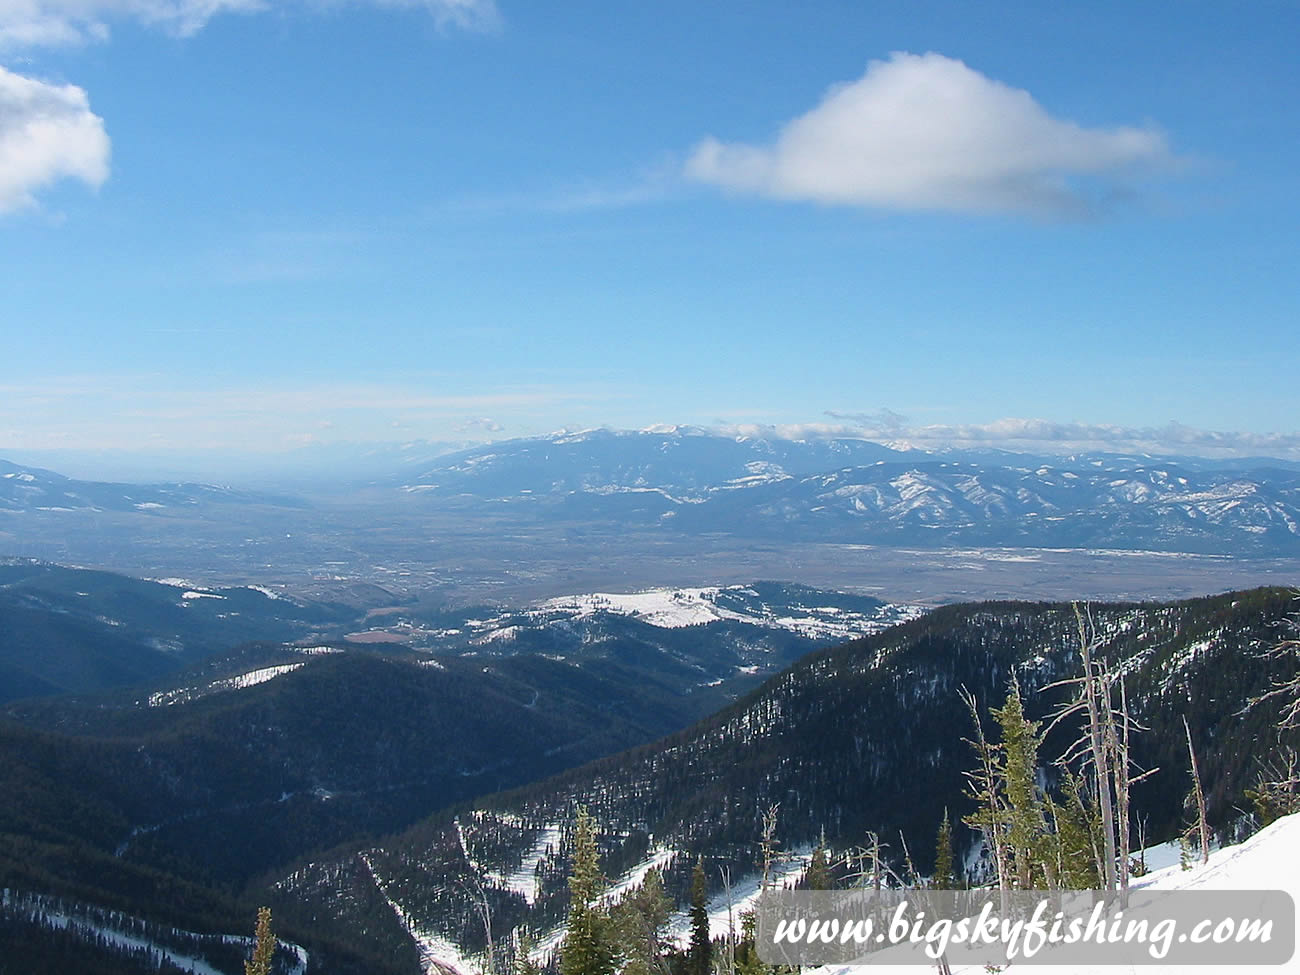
top-left (3, 586), bottom-right (1297, 973)
top-left (273, 588), bottom-right (1299, 969)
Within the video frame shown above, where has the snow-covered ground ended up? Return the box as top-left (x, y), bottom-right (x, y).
top-left (483, 824), bottom-right (563, 906)
top-left (0, 890), bottom-right (308, 975)
top-left (539, 588), bottom-right (735, 628)
top-left (809, 813), bottom-right (1300, 975)
top-left (145, 662), bottom-right (304, 707)
top-left (533, 586), bottom-right (921, 641)
top-left (664, 847), bottom-right (816, 948)
top-left (358, 851), bottom-right (479, 975)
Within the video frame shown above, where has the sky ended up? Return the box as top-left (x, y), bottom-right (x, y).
top-left (3, 0), bottom-right (1299, 468)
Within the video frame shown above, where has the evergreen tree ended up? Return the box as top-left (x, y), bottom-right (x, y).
top-left (612, 868), bottom-right (672, 975)
top-left (688, 858), bottom-right (711, 975)
top-left (990, 677), bottom-right (1054, 888)
top-left (733, 911), bottom-right (763, 975)
top-left (1246, 748), bottom-right (1300, 826)
top-left (931, 809), bottom-right (953, 889)
top-left (244, 907), bottom-right (276, 975)
top-left (515, 930), bottom-right (541, 975)
top-left (804, 838), bottom-right (832, 891)
top-left (562, 806), bottom-right (613, 975)
top-left (1048, 777), bottom-right (1101, 889)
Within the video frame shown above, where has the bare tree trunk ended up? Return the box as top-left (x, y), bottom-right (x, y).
top-left (719, 866), bottom-right (735, 975)
top-left (1135, 816), bottom-right (1148, 876)
top-left (1183, 715), bottom-right (1211, 867)
top-left (1076, 603), bottom-right (1117, 890)
top-left (864, 831), bottom-right (883, 891)
top-left (759, 804), bottom-right (780, 892)
top-left (960, 686), bottom-right (1009, 913)
top-left (898, 830), bottom-right (917, 888)
top-left (1113, 677), bottom-right (1132, 892)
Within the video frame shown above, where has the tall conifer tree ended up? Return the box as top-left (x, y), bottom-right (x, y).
top-left (688, 858), bottom-right (711, 975)
top-left (562, 806), bottom-right (613, 975)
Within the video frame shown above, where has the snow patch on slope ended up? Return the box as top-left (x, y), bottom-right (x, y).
top-left (483, 823), bottom-right (563, 906)
top-left (146, 663), bottom-right (304, 707)
top-left (359, 851), bottom-right (475, 975)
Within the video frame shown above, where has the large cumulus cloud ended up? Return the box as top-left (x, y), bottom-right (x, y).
top-left (687, 52), bottom-right (1173, 218)
top-left (0, 65), bottom-right (109, 213)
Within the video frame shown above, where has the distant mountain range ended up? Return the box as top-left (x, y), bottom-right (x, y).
top-left (0, 458), bottom-right (301, 513)
top-left (395, 429), bottom-right (1300, 556)
top-left (2, 431), bottom-right (1299, 609)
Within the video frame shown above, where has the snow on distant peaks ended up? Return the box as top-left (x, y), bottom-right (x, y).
top-left (639, 423), bottom-right (684, 435)
top-left (546, 427), bottom-right (604, 444)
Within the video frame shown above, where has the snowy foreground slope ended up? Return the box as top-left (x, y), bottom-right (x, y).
top-left (811, 813), bottom-right (1300, 975)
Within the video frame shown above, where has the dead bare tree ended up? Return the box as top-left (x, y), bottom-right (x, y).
top-left (840, 833), bottom-right (907, 890)
top-left (459, 875), bottom-right (497, 975)
top-left (959, 684), bottom-right (1009, 892)
top-left (718, 865), bottom-right (736, 975)
top-left (1247, 746), bottom-right (1300, 824)
top-left (759, 803), bottom-right (780, 892)
top-left (1134, 815), bottom-right (1149, 876)
top-left (1241, 593), bottom-right (1300, 728)
top-left (1183, 715), bottom-right (1211, 867)
top-left (897, 830), bottom-right (919, 888)
top-left (1075, 604), bottom-right (1118, 890)
top-left (1039, 605), bottom-right (1156, 891)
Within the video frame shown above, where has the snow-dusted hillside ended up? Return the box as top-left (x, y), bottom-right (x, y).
top-left (274, 589), bottom-right (1299, 975)
top-left (0, 460), bottom-right (296, 514)
top-left (0, 890), bottom-right (309, 975)
top-left (394, 429), bottom-right (1300, 556)
top-left (526, 584), bottom-right (920, 642)
top-left (334, 581), bottom-right (920, 694)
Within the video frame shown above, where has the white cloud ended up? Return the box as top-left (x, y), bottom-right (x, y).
top-left (0, 0), bottom-right (258, 46)
top-left (686, 52), bottom-right (1173, 218)
top-left (0, 64), bottom-right (109, 212)
top-left (370, 0), bottom-right (498, 33)
top-left (0, 0), bottom-right (498, 47)
top-left (814, 412), bottom-right (1300, 460)
top-left (0, 0), bottom-right (495, 211)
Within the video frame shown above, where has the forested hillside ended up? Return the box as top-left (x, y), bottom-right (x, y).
top-left (271, 588), bottom-right (1300, 971)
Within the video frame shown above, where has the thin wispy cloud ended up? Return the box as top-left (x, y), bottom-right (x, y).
top-left (445, 164), bottom-right (678, 216)
top-left (686, 52), bottom-right (1174, 218)
top-left (813, 412), bottom-right (1300, 460)
top-left (0, 378), bottom-right (609, 450)
top-left (0, 0), bottom-right (499, 48)
top-left (0, 64), bottom-right (109, 213)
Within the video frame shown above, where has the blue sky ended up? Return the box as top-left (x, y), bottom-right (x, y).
top-left (3, 0), bottom-right (1299, 465)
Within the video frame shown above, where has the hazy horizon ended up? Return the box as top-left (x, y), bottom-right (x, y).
top-left (6, 416), bottom-right (1300, 485)
top-left (4, 2), bottom-right (1298, 464)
